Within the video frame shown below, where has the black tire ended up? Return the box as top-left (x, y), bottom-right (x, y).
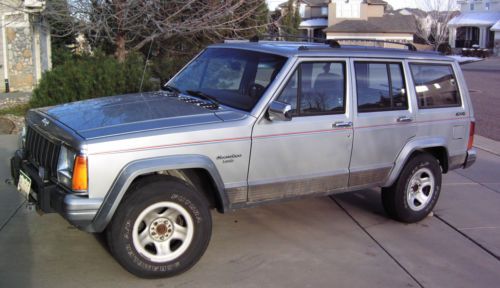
top-left (106, 175), bottom-right (212, 278)
top-left (381, 153), bottom-right (442, 223)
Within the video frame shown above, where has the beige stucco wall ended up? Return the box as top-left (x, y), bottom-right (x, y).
top-left (328, 3), bottom-right (337, 26)
top-left (328, 2), bottom-right (384, 26)
top-left (366, 4), bottom-right (384, 18)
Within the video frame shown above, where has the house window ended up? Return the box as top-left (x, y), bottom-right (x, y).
top-left (486, 3), bottom-right (490, 11)
top-left (299, 3), bottom-right (306, 18)
top-left (321, 7), bottom-right (328, 16)
top-left (470, 3), bottom-right (474, 11)
top-left (336, 2), bottom-right (361, 18)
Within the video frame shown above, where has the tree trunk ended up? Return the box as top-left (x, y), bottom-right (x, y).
top-left (115, 34), bottom-right (127, 62)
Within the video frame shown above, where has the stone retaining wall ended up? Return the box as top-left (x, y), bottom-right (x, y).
top-left (5, 13), bottom-right (34, 92)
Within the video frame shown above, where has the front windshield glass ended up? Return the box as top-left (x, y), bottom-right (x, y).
top-left (169, 48), bottom-right (288, 111)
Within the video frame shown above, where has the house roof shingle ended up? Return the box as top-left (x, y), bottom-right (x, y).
top-left (324, 14), bottom-right (416, 34)
top-left (301, 0), bottom-right (330, 6)
top-left (365, 0), bottom-right (388, 5)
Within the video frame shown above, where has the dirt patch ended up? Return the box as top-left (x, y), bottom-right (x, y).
top-left (0, 117), bottom-right (16, 134)
top-left (0, 115), bottom-right (24, 134)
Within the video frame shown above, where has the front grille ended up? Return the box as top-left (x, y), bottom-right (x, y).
top-left (25, 126), bottom-right (61, 180)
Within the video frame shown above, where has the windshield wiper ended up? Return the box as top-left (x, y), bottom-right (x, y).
top-left (161, 84), bottom-right (181, 95)
top-left (185, 90), bottom-right (220, 108)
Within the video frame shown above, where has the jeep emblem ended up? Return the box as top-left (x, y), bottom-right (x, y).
top-left (41, 118), bottom-right (50, 127)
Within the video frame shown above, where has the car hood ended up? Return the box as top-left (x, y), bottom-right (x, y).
top-left (36, 92), bottom-right (231, 139)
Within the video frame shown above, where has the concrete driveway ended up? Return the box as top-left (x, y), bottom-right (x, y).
top-left (0, 134), bottom-right (499, 288)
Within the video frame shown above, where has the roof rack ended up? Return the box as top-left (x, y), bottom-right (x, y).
top-left (225, 34), bottom-right (418, 52)
top-left (332, 38), bottom-right (417, 51)
top-left (240, 34), bottom-right (342, 48)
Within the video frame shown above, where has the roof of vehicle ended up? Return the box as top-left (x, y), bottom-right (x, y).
top-left (209, 41), bottom-right (455, 62)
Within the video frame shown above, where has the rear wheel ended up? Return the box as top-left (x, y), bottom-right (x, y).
top-left (106, 175), bottom-right (212, 278)
top-left (381, 153), bottom-right (441, 223)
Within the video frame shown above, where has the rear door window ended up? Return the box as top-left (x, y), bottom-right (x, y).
top-left (355, 62), bottom-right (408, 113)
top-left (410, 63), bottom-right (461, 109)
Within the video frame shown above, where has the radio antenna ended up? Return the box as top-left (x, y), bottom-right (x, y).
top-left (140, 39), bottom-right (154, 93)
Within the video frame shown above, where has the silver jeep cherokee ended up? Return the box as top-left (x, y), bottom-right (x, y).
top-left (10, 40), bottom-right (477, 278)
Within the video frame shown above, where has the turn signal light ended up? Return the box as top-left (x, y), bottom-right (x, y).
top-left (72, 155), bottom-right (88, 191)
top-left (467, 121), bottom-right (475, 150)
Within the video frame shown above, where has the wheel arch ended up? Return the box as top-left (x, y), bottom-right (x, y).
top-left (384, 137), bottom-right (449, 188)
top-left (91, 155), bottom-right (228, 232)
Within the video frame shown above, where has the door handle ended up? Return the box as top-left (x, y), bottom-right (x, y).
top-left (397, 116), bottom-right (413, 123)
top-left (333, 121), bottom-right (353, 128)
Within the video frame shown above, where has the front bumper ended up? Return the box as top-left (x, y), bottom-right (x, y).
top-left (463, 148), bottom-right (477, 169)
top-left (10, 150), bottom-right (102, 232)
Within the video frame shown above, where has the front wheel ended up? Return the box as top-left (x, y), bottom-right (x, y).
top-left (106, 175), bottom-right (212, 278)
top-left (382, 153), bottom-right (442, 223)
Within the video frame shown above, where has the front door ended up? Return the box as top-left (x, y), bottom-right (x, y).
top-left (248, 60), bottom-right (353, 203)
top-left (349, 59), bottom-right (417, 188)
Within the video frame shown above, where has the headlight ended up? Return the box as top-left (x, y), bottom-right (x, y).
top-left (57, 146), bottom-right (76, 188)
top-left (19, 126), bottom-right (26, 149)
top-left (57, 146), bottom-right (88, 193)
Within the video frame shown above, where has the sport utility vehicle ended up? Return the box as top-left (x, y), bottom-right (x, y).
top-left (10, 40), bottom-right (476, 278)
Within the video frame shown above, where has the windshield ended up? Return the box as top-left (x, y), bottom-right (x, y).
top-left (169, 48), bottom-right (288, 111)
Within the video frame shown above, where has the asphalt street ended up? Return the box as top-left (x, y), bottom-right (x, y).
top-left (462, 57), bottom-right (500, 141)
top-left (0, 132), bottom-right (500, 287)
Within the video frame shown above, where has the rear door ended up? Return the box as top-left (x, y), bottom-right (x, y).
top-left (349, 59), bottom-right (417, 188)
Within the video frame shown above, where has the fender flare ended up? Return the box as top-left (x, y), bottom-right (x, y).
top-left (91, 154), bottom-right (227, 232)
top-left (383, 137), bottom-right (448, 187)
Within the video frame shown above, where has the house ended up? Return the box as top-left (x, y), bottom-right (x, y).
top-left (323, 0), bottom-right (416, 47)
top-left (297, 0), bottom-right (330, 39)
top-left (277, 0), bottom-right (330, 40)
top-left (448, 0), bottom-right (500, 55)
top-left (1, 0), bottom-right (51, 92)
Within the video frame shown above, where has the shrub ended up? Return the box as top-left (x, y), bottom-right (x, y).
top-left (30, 52), bottom-right (156, 108)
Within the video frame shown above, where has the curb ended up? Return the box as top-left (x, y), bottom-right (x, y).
top-left (474, 135), bottom-right (500, 156)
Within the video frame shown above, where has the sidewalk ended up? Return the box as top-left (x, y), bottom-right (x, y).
top-left (0, 92), bottom-right (31, 107)
top-left (474, 135), bottom-right (500, 156)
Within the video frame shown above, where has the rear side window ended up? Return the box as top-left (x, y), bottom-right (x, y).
top-left (355, 62), bottom-right (408, 113)
top-left (410, 63), bottom-right (461, 109)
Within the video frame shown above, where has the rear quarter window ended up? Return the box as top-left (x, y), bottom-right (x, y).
top-left (410, 63), bottom-right (462, 109)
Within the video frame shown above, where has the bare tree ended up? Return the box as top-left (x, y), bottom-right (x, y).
top-left (44, 0), bottom-right (270, 61)
top-left (414, 0), bottom-right (457, 50)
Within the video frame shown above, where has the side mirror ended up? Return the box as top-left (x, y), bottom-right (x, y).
top-left (268, 101), bottom-right (292, 121)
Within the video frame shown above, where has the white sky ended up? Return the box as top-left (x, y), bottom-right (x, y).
top-left (266, 0), bottom-right (421, 11)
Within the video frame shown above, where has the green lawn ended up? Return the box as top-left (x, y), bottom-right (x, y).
top-left (0, 103), bottom-right (30, 116)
